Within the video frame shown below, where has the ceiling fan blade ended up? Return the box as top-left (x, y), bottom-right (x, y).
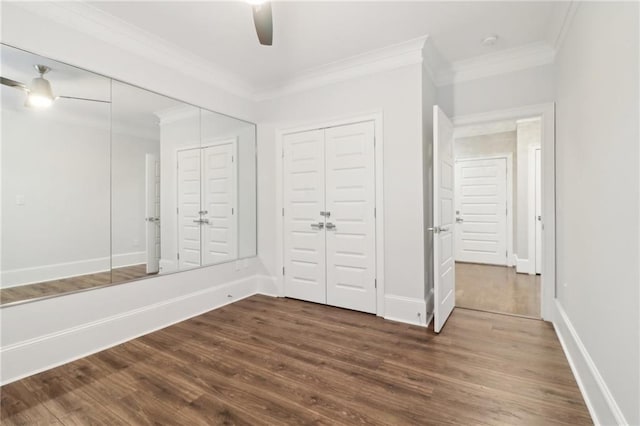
top-left (57, 95), bottom-right (111, 104)
top-left (252, 2), bottom-right (273, 46)
top-left (1, 76), bottom-right (28, 91)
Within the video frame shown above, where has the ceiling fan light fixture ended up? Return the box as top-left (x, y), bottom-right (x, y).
top-left (25, 65), bottom-right (55, 108)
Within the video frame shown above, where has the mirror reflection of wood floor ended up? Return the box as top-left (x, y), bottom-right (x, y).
top-left (456, 262), bottom-right (541, 318)
top-left (0, 265), bottom-right (152, 305)
top-left (0, 295), bottom-right (590, 425)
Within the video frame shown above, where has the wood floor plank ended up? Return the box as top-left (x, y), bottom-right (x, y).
top-left (1, 295), bottom-right (591, 425)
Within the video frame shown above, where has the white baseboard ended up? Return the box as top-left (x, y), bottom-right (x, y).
top-left (383, 294), bottom-right (428, 327)
top-left (514, 254), bottom-right (531, 274)
top-left (0, 275), bottom-right (258, 386)
top-left (1, 252), bottom-right (147, 288)
top-left (553, 300), bottom-right (627, 426)
top-left (112, 251), bottom-right (146, 268)
top-left (1, 257), bottom-right (110, 288)
top-left (256, 274), bottom-right (281, 297)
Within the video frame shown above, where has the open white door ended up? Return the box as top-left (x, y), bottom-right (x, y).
top-left (534, 148), bottom-right (542, 274)
top-left (433, 106), bottom-right (456, 333)
top-left (201, 141), bottom-right (237, 265)
top-left (145, 154), bottom-right (161, 273)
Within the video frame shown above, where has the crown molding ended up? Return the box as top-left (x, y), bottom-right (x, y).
top-left (253, 35), bottom-right (429, 101)
top-left (433, 42), bottom-right (556, 87)
top-left (154, 104), bottom-right (199, 125)
top-left (552, 0), bottom-right (581, 53)
top-left (10, 1), bottom-right (255, 100)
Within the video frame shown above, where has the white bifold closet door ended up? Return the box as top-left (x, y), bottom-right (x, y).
top-left (202, 142), bottom-right (237, 265)
top-left (177, 142), bottom-right (237, 270)
top-left (283, 121), bottom-right (376, 314)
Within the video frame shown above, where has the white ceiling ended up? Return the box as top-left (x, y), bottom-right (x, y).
top-left (88, 1), bottom-right (569, 91)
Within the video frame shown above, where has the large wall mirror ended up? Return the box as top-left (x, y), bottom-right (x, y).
top-left (0, 44), bottom-right (257, 305)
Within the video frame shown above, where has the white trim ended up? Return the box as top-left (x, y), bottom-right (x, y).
top-left (452, 103), bottom-right (555, 321)
top-left (9, 1), bottom-right (253, 99)
top-left (528, 145), bottom-right (542, 275)
top-left (383, 294), bottom-right (428, 327)
top-left (514, 254), bottom-right (530, 274)
top-left (112, 252), bottom-right (146, 269)
top-left (554, 300), bottom-right (627, 426)
top-left (553, 1), bottom-right (581, 52)
top-left (454, 153), bottom-right (514, 267)
top-left (274, 111), bottom-right (385, 316)
top-left (435, 42), bottom-right (556, 86)
top-left (0, 275), bottom-right (259, 385)
top-left (254, 36), bottom-right (428, 101)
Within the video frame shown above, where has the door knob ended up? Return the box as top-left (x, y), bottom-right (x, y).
top-left (146, 217), bottom-right (160, 222)
top-left (310, 222), bottom-right (324, 230)
top-left (193, 218), bottom-right (210, 224)
top-left (326, 222), bottom-right (336, 230)
top-left (456, 217), bottom-right (464, 223)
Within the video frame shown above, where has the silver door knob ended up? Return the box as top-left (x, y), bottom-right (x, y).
top-left (456, 217), bottom-right (464, 223)
top-left (310, 222), bottom-right (324, 230)
top-left (146, 217), bottom-right (160, 222)
top-left (193, 218), bottom-right (210, 224)
top-left (440, 226), bottom-right (450, 232)
top-left (326, 222), bottom-right (336, 230)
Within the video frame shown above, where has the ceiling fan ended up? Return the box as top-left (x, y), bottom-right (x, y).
top-left (250, 0), bottom-right (273, 46)
top-left (1, 64), bottom-right (109, 108)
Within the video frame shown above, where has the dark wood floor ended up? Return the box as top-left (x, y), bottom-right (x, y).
top-left (0, 264), bottom-right (152, 305)
top-left (456, 262), bottom-right (541, 318)
top-left (1, 295), bottom-right (591, 425)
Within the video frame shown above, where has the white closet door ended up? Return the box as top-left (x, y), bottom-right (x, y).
top-left (454, 158), bottom-right (508, 266)
top-left (177, 148), bottom-right (201, 270)
top-left (534, 148), bottom-right (542, 274)
top-left (283, 129), bottom-right (326, 304)
top-left (325, 122), bottom-right (376, 314)
top-left (145, 153), bottom-right (161, 273)
top-left (202, 142), bottom-right (237, 265)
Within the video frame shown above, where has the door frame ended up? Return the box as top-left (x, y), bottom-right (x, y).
top-left (452, 103), bottom-right (555, 321)
top-left (529, 145), bottom-right (542, 275)
top-left (454, 154), bottom-right (514, 267)
top-left (274, 111), bottom-right (386, 316)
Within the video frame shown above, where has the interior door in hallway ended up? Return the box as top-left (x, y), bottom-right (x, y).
top-left (283, 129), bottom-right (327, 304)
top-left (433, 106), bottom-right (456, 333)
top-left (202, 141), bottom-right (237, 266)
top-left (325, 122), bottom-right (376, 314)
top-left (454, 157), bottom-right (508, 266)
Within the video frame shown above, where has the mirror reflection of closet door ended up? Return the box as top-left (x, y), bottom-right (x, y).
top-left (177, 148), bottom-right (202, 270)
top-left (202, 141), bottom-right (238, 266)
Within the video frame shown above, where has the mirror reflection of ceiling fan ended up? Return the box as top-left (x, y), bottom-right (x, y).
top-left (250, 0), bottom-right (273, 46)
top-left (1, 64), bottom-right (109, 109)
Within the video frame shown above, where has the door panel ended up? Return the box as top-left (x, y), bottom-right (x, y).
top-left (202, 142), bottom-right (237, 266)
top-left (433, 106), bottom-right (455, 333)
top-left (177, 149), bottom-right (201, 270)
top-left (535, 148), bottom-right (542, 274)
top-left (325, 121), bottom-right (376, 314)
top-left (283, 130), bottom-right (326, 304)
top-left (145, 154), bottom-right (161, 273)
top-left (454, 158), bottom-right (508, 265)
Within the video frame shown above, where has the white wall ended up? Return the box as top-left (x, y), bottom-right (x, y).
top-left (111, 128), bottom-right (160, 267)
top-left (0, 2), bottom-right (261, 383)
top-left (554, 3), bottom-right (639, 425)
top-left (1, 107), bottom-right (111, 287)
top-left (438, 64), bottom-right (555, 118)
top-left (257, 64), bottom-right (428, 318)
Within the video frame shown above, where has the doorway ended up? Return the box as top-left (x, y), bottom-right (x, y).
top-left (453, 116), bottom-right (543, 319)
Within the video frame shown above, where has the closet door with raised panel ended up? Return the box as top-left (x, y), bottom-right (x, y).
top-left (283, 129), bottom-right (327, 304)
top-left (325, 122), bottom-right (377, 314)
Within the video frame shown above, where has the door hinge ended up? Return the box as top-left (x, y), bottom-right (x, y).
top-left (232, 207), bottom-right (234, 215)
top-left (177, 253), bottom-right (180, 260)
top-left (374, 278), bottom-right (377, 289)
top-left (231, 155), bottom-right (234, 163)
top-left (282, 207), bottom-right (285, 216)
top-left (281, 148), bottom-right (284, 158)
top-left (506, 251), bottom-right (508, 258)
top-left (176, 207), bottom-right (179, 214)
top-left (282, 267), bottom-right (285, 276)
top-left (374, 207), bottom-right (376, 218)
